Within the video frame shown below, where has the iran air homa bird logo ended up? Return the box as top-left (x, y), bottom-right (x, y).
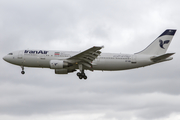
top-left (159, 39), bottom-right (170, 49)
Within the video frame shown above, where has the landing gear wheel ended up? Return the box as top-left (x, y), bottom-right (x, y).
top-left (77, 70), bottom-right (87, 80)
top-left (81, 73), bottom-right (85, 77)
top-left (77, 72), bottom-right (81, 76)
top-left (84, 75), bottom-right (87, 80)
top-left (21, 71), bottom-right (25, 74)
top-left (21, 66), bottom-right (25, 75)
top-left (79, 75), bottom-right (83, 79)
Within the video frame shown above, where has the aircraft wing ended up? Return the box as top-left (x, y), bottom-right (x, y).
top-left (67, 46), bottom-right (104, 69)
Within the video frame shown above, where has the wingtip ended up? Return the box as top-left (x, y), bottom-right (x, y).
top-left (93, 46), bottom-right (104, 48)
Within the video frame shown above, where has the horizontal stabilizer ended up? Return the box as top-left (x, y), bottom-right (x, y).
top-left (151, 53), bottom-right (175, 62)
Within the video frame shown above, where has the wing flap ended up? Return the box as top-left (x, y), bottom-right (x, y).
top-left (79, 58), bottom-right (92, 63)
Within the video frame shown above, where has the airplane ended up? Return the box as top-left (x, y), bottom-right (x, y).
top-left (3, 29), bottom-right (176, 80)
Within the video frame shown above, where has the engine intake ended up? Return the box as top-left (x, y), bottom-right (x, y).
top-left (50, 60), bottom-right (72, 69)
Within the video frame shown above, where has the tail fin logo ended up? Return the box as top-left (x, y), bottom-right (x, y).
top-left (159, 40), bottom-right (170, 49)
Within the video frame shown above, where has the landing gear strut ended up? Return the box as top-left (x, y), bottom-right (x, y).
top-left (21, 66), bottom-right (25, 74)
top-left (77, 64), bottom-right (87, 80)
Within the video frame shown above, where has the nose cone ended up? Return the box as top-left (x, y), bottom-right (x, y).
top-left (3, 56), bottom-right (7, 61)
top-left (3, 55), bottom-right (10, 62)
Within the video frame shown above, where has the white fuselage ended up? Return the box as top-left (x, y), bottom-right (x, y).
top-left (3, 50), bottom-right (154, 71)
top-left (2, 29), bottom-right (176, 79)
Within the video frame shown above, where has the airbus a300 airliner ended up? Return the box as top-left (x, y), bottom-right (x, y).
top-left (3, 29), bottom-right (176, 79)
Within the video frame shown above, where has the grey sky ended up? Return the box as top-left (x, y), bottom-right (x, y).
top-left (1, 0), bottom-right (180, 120)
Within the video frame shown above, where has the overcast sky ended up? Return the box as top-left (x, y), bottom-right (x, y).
top-left (1, 0), bottom-right (180, 120)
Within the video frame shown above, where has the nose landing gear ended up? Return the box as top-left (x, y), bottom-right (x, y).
top-left (21, 66), bottom-right (25, 74)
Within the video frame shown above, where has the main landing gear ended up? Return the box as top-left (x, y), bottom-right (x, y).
top-left (77, 72), bottom-right (87, 80)
top-left (77, 64), bottom-right (87, 80)
top-left (21, 66), bottom-right (25, 74)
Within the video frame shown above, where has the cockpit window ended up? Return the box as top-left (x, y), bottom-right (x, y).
top-left (8, 53), bottom-right (13, 55)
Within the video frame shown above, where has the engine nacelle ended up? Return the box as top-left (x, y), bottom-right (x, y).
top-left (50, 60), bottom-right (72, 69)
top-left (55, 69), bottom-right (76, 74)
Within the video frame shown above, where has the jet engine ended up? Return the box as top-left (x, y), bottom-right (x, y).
top-left (50, 60), bottom-right (72, 69)
top-left (55, 69), bottom-right (76, 74)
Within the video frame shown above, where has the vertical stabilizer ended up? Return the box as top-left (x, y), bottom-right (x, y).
top-left (136, 29), bottom-right (176, 55)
